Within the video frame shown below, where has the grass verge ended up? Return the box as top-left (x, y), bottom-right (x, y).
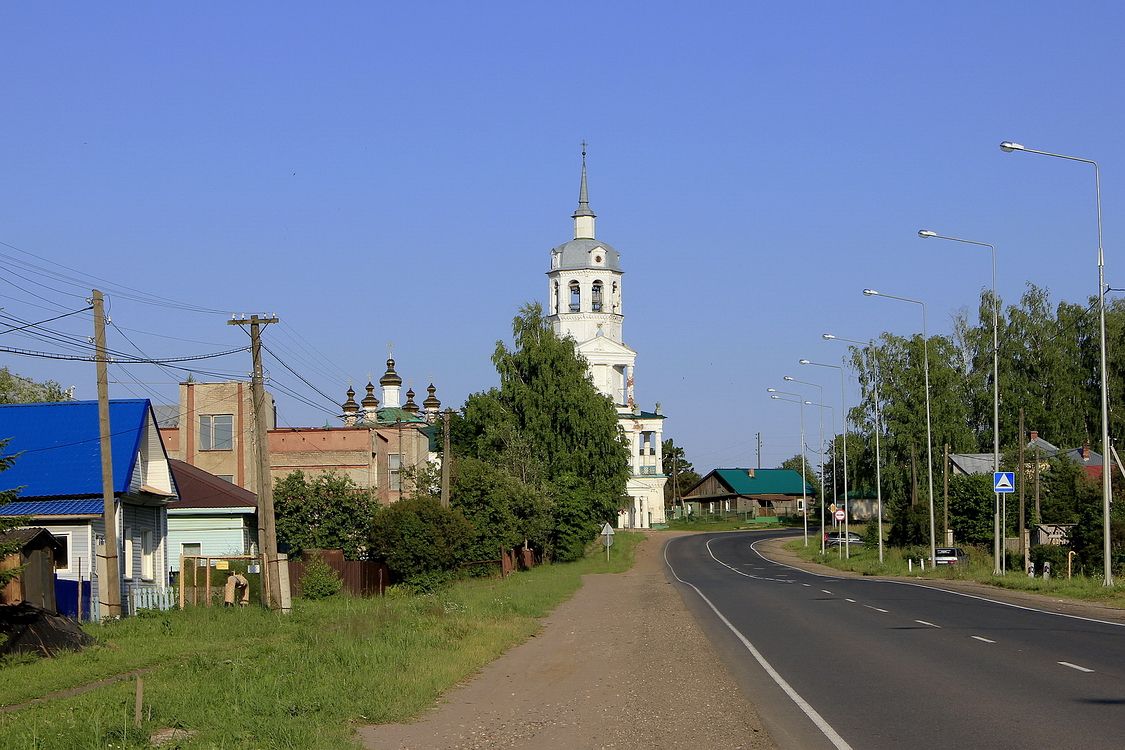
top-left (0, 532), bottom-right (642, 749)
top-left (785, 532), bottom-right (1125, 608)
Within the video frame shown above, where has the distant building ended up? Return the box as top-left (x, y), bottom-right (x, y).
top-left (157, 380), bottom-right (276, 493)
top-left (682, 468), bottom-right (814, 518)
top-left (157, 365), bottom-right (439, 505)
top-left (544, 149), bottom-right (667, 528)
top-left (950, 430), bottom-right (1104, 481)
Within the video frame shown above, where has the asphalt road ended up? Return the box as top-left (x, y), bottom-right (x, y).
top-left (664, 530), bottom-right (1125, 750)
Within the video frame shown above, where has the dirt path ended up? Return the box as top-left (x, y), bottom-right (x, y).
top-left (357, 532), bottom-right (776, 750)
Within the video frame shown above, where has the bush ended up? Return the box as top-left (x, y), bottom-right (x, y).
top-left (369, 496), bottom-right (475, 583)
top-left (1030, 544), bottom-right (1069, 577)
top-left (300, 555), bottom-right (342, 600)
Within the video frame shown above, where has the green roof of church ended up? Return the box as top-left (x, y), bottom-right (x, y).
top-left (712, 468), bottom-right (813, 496)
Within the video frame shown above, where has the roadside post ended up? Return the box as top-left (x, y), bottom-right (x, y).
top-left (601, 522), bottom-right (615, 562)
top-left (993, 472), bottom-right (1015, 571)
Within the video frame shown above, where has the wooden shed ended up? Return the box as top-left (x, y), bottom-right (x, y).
top-left (0, 527), bottom-right (64, 612)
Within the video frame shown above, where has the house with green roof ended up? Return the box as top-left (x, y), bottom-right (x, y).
top-left (682, 468), bottom-right (814, 519)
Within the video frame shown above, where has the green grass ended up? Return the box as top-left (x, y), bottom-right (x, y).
top-left (785, 531), bottom-right (1125, 607)
top-left (0, 533), bottom-right (642, 750)
top-left (664, 515), bottom-right (790, 533)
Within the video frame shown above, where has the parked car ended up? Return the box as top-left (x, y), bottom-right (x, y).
top-left (934, 547), bottom-right (967, 565)
top-left (824, 531), bottom-right (863, 546)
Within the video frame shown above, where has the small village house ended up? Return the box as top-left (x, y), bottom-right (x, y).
top-left (0, 399), bottom-right (177, 617)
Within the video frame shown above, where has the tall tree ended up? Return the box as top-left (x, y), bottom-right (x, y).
top-left (273, 470), bottom-right (380, 559)
top-left (662, 439), bottom-right (701, 505)
top-left (0, 367), bottom-right (70, 404)
top-left (457, 303), bottom-right (629, 561)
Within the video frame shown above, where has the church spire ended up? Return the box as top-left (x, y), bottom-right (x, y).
top-left (572, 141), bottom-right (596, 239)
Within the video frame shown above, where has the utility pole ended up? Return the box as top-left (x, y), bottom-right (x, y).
top-left (93, 290), bottom-right (121, 619)
top-left (1018, 409), bottom-right (1026, 570)
top-left (756, 432), bottom-right (762, 469)
top-left (440, 409), bottom-right (452, 508)
top-left (943, 443), bottom-right (949, 544)
top-left (228, 314), bottom-right (281, 609)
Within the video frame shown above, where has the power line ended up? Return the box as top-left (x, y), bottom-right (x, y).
top-left (0, 306), bottom-right (91, 335)
top-left (261, 342), bottom-right (341, 409)
top-left (0, 343), bottom-right (248, 363)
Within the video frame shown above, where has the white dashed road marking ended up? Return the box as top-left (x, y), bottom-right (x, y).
top-left (971, 636), bottom-right (996, 643)
top-left (1058, 661), bottom-right (1094, 673)
top-left (915, 620), bottom-right (940, 628)
top-left (865, 605), bottom-right (889, 613)
top-left (822, 589), bottom-right (834, 595)
top-left (845, 598), bottom-right (856, 603)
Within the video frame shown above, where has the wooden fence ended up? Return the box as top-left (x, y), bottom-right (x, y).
top-left (287, 549), bottom-right (390, 598)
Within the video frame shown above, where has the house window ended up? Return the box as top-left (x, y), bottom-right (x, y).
top-left (55, 532), bottom-right (71, 573)
top-left (123, 527), bottom-right (134, 579)
top-left (591, 280), bottom-right (603, 312)
top-left (389, 453), bottom-right (402, 491)
top-left (141, 530), bottom-right (154, 580)
top-left (569, 281), bottom-right (581, 312)
top-left (199, 414), bottom-right (234, 451)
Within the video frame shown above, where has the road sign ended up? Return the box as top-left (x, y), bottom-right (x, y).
top-left (834, 509), bottom-right (846, 521)
top-left (601, 522), bottom-right (615, 560)
top-left (993, 471), bottom-right (1015, 493)
top-left (829, 503), bottom-right (838, 514)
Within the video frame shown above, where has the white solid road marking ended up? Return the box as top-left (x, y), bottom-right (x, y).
top-left (665, 538), bottom-right (854, 750)
top-left (865, 605), bottom-right (889, 613)
top-left (915, 620), bottom-right (940, 628)
top-left (971, 636), bottom-right (996, 643)
top-left (1058, 661), bottom-right (1094, 673)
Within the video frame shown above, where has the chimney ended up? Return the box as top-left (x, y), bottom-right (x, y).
top-left (747, 468), bottom-right (755, 478)
top-left (1082, 442), bottom-right (1090, 460)
top-left (1030, 430), bottom-right (1038, 442)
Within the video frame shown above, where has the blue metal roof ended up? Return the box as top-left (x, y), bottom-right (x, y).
top-left (0, 399), bottom-right (150, 498)
top-left (0, 498), bottom-right (104, 516)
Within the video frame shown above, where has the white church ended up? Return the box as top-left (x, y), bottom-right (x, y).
top-left (544, 149), bottom-right (668, 528)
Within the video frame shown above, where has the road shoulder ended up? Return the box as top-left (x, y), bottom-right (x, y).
top-left (357, 531), bottom-right (776, 750)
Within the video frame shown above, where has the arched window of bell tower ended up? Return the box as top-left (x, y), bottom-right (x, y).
top-left (591, 280), bottom-right (604, 312)
top-left (568, 280), bottom-right (581, 312)
top-left (612, 281), bottom-right (620, 314)
top-left (553, 280), bottom-right (560, 315)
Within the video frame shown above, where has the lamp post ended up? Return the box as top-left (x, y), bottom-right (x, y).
top-left (799, 358), bottom-right (852, 558)
top-left (770, 391), bottom-right (810, 545)
top-left (919, 229), bottom-right (1003, 574)
top-left (786, 376), bottom-right (827, 553)
top-left (1000, 140), bottom-right (1113, 587)
top-left (824, 333), bottom-right (884, 563)
top-left (864, 289), bottom-right (937, 567)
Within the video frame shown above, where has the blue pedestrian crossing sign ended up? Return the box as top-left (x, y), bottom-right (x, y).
top-left (993, 471), bottom-right (1016, 493)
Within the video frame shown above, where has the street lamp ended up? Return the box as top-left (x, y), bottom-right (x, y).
top-left (771, 392), bottom-right (810, 545)
top-left (1000, 140), bottom-right (1113, 587)
top-left (824, 332), bottom-right (884, 563)
top-left (799, 357), bottom-right (853, 558)
top-left (786, 376), bottom-right (827, 553)
top-left (919, 229), bottom-right (1003, 574)
top-left (864, 289), bottom-right (937, 567)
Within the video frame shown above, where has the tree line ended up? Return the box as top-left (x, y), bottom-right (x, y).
top-left (811, 284), bottom-right (1125, 570)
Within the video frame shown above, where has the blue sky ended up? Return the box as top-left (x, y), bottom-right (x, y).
top-left (2, 2), bottom-right (1123, 472)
